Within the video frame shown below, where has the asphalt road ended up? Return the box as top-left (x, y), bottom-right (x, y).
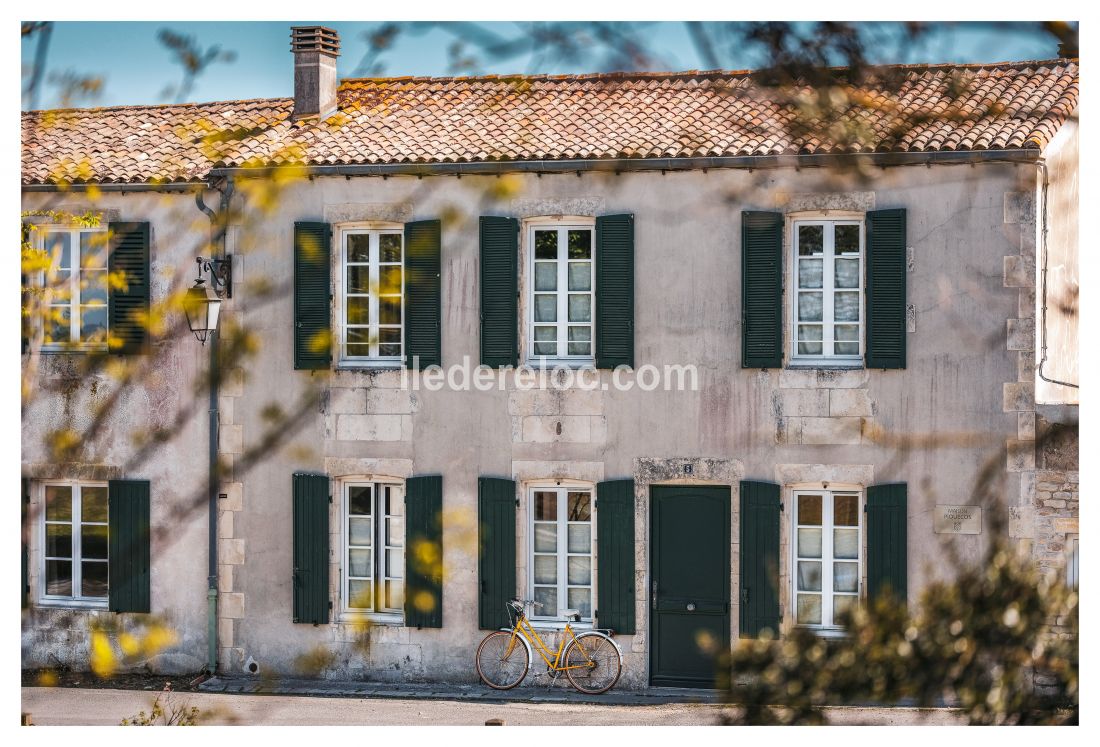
top-left (21, 687), bottom-right (964, 726)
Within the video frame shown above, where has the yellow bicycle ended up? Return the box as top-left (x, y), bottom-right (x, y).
top-left (475, 598), bottom-right (623, 693)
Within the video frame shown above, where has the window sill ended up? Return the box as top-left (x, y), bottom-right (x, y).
top-left (523, 358), bottom-right (596, 370)
top-left (792, 626), bottom-right (850, 639)
top-left (527, 618), bottom-right (595, 632)
top-left (785, 361), bottom-right (864, 371)
top-left (335, 361), bottom-right (405, 372)
top-left (35, 598), bottom-right (109, 611)
top-left (336, 611), bottom-right (404, 626)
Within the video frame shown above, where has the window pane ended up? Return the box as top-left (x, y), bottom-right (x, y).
top-left (81, 270), bottom-right (108, 303)
top-left (567, 524), bottom-right (591, 553)
top-left (534, 294), bottom-right (557, 322)
top-left (567, 493), bottom-right (591, 521)
top-left (798, 225), bottom-right (823, 255)
top-left (379, 335), bottom-right (402, 357)
top-left (834, 257), bottom-right (859, 288)
top-left (80, 232), bottom-right (107, 268)
top-left (345, 343), bottom-right (371, 357)
top-left (379, 234), bottom-right (402, 263)
top-left (834, 562), bottom-right (859, 592)
top-left (46, 307), bottom-right (72, 345)
top-left (533, 555), bottom-right (557, 584)
top-left (797, 325), bottom-right (823, 356)
top-left (568, 230), bottom-right (591, 259)
top-left (568, 587), bottom-right (591, 618)
top-left (386, 549), bottom-right (403, 579)
top-left (386, 517), bottom-right (404, 547)
top-left (346, 327), bottom-right (372, 346)
top-left (46, 525), bottom-right (72, 558)
top-left (349, 486), bottom-right (372, 515)
top-left (46, 232), bottom-right (72, 270)
top-left (349, 517), bottom-right (372, 546)
top-left (796, 594), bottom-right (821, 624)
top-left (834, 529), bottom-right (859, 560)
top-left (82, 486), bottom-right (108, 522)
top-left (80, 305), bottom-right (108, 342)
top-left (379, 328), bottom-right (401, 344)
top-left (347, 234), bottom-right (371, 262)
top-left (45, 486), bottom-right (73, 521)
top-left (834, 495), bottom-right (858, 526)
top-left (379, 266), bottom-right (402, 294)
top-left (835, 225), bottom-right (860, 254)
top-left (45, 560), bottom-right (72, 597)
top-left (567, 556), bottom-right (591, 585)
top-left (568, 262), bottom-right (591, 291)
top-left (833, 594), bottom-right (856, 625)
top-left (81, 525), bottom-right (108, 560)
top-left (379, 296), bottom-right (402, 325)
top-left (534, 262), bottom-right (557, 291)
top-left (386, 580), bottom-right (404, 610)
top-left (349, 549), bottom-right (371, 577)
top-left (797, 561), bottom-right (822, 591)
top-left (568, 294), bottom-right (591, 323)
top-left (797, 528), bottom-right (822, 558)
top-left (385, 486), bottom-right (403, 517)
top-left (798, 259), bottom-right (823, 289)
top-left (533, 492), bottom-right (557, 521)
top-left (346, 296), bottom-right (370, 325)
top-left (533, 327), bottom-right (556, 356)
top-left (798, 495), bottom-right (822, 525)
top-left (533, 586), bottom-right (557, 614)
top-left (347, 266), bottom-right (370, 293)
top-left (82, 561), bottom-right (108, 598)
top-left (348, 579), bottom-right (372, 609)
top-left (834, 325), bottom-right (859, 355)
top-left (834, 292), bottom-right (859, 322)
top-left (534, 523), bottom-right (557, 552)
top-left (535, 231), bottom-right (557, 260)
top-left (798, 292), bottom-right (823, 322)
top-left (567, 326), bottom-right (591, 356)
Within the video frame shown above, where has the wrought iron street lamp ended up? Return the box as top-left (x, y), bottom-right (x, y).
top-left (184, 256), bottom-right (232, 344)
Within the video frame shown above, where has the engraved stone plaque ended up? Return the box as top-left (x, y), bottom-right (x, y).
top-left (934, 505), bottom-right (982, 535)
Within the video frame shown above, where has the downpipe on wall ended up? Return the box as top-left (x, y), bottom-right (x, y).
top-left (1035, 159), bottom-right (1078, 390)
top-left (195, 177), bottom-right (235, 674)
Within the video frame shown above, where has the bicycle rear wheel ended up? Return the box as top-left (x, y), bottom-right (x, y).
top-left (563, 632), bottom-right (622, 694)
top-left (475, 631), bottom-right (531, 690)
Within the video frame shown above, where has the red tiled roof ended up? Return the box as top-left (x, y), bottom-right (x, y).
top-left (21, 59), bottom-right (1078, 185)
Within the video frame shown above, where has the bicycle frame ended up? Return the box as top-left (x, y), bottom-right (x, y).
top-left (503, 613), bottom-right (595, 672)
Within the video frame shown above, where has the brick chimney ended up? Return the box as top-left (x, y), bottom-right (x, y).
top-left (291, 26), bottom-right (340, 121)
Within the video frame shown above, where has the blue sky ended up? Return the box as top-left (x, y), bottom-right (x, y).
top-left (21, 21), bottom-right (1067, 110)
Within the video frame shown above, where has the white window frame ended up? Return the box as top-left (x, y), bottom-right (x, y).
top-left (39, 481), bottom-right (110, 608)
top-left (1066, 534), bottom-right (1078, 589)
top-left (336, 223), bottom-right (405, 368)
top-left (527, 484), bottom-right (596, 627)
top-left (340, 479), bottom-right (405, 622)
top-left (36, 226), bottom-right (110, 352)
top-left (789, 218), bottom-right (864, 366)
top-left (525, 219), bottom-right (596, 367)
top-left (791, 488), bottom-right (863, 632)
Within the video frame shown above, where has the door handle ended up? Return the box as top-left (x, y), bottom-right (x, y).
top-left (686, 603), bottom-right (696, 612)
top-left (741, 587), bottom-right (749, 604)
top-left (651, 579), bottom-right (658, 610)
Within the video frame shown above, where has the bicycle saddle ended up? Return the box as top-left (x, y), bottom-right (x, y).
top-left (560, 608), bottom-right (581, 621)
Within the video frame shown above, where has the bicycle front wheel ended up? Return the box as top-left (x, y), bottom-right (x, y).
top-left (563, 632), bottom-right (622, 694)
top-left (475, 630), bottom-right (531, 690)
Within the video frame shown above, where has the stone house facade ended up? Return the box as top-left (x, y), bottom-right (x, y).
top-left (21, 30), bottom-right (1078, 688)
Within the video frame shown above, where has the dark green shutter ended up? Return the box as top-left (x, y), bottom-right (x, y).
top-left (741, 211), bottom-right (783, 368)
top-left (596, 479), bottom-right (635, 633)
top-left (108, 222), bottom-right (150, 355)
top-left (108, 479), bottom-right (151, 613)
top-left (866, 208), bottom-right (907, 369)
top-left (479, 217), bottom-right (518, 368)
top-left (595, 214), bottom-right (634, 369)
top-left (866, 483), bottom-right (908, 603)
top-left (478, 477), bottom-right (516, 629)
top-left (292, 473), bottom-right (330, 624)
top-left (294, 222), bottom-right (332, 370)
top-left (739, 480), bottom-right (780, 638)
top-left (405, 220), bottom-right (442, 369)
top-left (405, 475), bottom-right (443, 628)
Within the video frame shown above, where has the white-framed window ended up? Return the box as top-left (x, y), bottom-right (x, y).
top-left (527, 222), bottom-right (595, 365)
top-left (1067, 535), bottom-right (1078, 589)
top-left (337, 226), bottom-right (404, 366)
top-left (793, 489), bottom-right (861, 629)
top-left (791, 219), bottom-right (864, 364)
top-left (37, 227), bottom-right (110, 350)
top-left (528, 485), bottom-right (595, 623)
top-left (41, 482), bottom-right (109, 606)
top-left (342, 481), bottom-right (405, 618)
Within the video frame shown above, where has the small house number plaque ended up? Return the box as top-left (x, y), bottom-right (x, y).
top-left (934, 505), bottom-right (982, 535)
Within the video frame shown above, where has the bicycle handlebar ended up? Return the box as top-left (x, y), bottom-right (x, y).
top-left (508, 598), bottom-right (543, 609)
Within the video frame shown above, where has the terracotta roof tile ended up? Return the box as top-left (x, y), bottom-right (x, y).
top-left (21, 59), bottom-right (1078, 185)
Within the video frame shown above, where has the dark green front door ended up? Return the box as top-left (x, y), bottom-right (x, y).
top-left (650, 485), bottom-right (731, 688)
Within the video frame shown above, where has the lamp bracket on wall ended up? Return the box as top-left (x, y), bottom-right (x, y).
top-left (196, 256), bottom-right (233, 298)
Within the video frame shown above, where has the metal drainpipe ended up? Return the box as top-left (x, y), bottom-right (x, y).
top-left (1035, 159), bottom-right (1079, 390)
top-left (194, 177), bottom-right (235, 674)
